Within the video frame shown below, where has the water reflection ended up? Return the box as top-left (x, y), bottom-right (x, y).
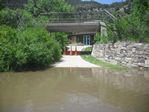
top-left (0, 68), bottom-right (149, 112)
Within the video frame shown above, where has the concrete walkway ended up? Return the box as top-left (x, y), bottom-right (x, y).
top-left (52, 45), bottom-right (99, 68)
top-left (53, 55), bottom-right (99, 68)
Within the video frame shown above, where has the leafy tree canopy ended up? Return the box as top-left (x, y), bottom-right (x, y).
top-left (25, 0), bottom-right (74, 16)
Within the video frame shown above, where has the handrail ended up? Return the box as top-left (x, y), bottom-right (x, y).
top-left (41, 9), bottom-right (116, 23)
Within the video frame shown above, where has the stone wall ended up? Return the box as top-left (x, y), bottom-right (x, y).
top-left (92, 42), bottom-right (149, 68)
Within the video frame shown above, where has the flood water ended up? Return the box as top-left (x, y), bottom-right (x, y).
top-left (0, 68), bottom-right (149, 112)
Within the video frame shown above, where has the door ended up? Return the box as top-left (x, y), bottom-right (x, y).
top-left (83, 35), bottom-right (91, 45)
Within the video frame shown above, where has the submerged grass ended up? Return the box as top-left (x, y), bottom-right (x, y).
top-left (81, 47), bottom-right (128, 71)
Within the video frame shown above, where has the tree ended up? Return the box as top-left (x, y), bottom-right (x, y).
top-left (132, 0), bottom-right (149, 21)
top-left (0, 0), bottom-right (4, 10)
top-left (107, 0), bottom-right (149, 43)
top-left (25, 0), bottom-right (74, 17)
top-left (132, 0), bottom-right (149, 42)
top-left (0, 9), bottom-right (33, 29)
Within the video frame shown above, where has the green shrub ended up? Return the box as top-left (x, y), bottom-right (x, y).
top-left (14, 28), bottom-right (61, 71)
top-left (0, 26), bottom-right (17, 71)
top-left (94, 32), bottom-right (108, 44)
top-left (0, 26), bottom-right (61, 71)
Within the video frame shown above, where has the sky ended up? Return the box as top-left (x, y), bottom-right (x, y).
top-left (82, 0), bottom-right (125, 4)
top-left (96, 0), bottom-right (124, 4)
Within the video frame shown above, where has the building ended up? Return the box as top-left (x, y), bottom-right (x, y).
top-left (68, 33), bottom-right (95, 45)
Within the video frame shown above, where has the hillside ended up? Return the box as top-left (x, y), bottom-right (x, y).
top-left (65, 0), bottom-right (82, 5)
top-left (65, 0), bottom-right (130, 18)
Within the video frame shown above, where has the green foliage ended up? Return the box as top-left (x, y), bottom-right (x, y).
top-left (107, 0), bottom-right (149, 43)
top-left (0, 26), bottom-right (17, 71)
top-left (0, 0), bottom-right (76, 72)
top-left (0, 8), bottom-right (33, 29)
top-left (132, 0), bottom-right (149, 21)
top-left (94, 32), bottom-right (101, 42)
top-left (0, 0), bottom-right (4, 10)
top-left (0, 26), bottom-right (61, 71)
top-left (0, 0), bottom-right (75, 71)
top-left (51, 32), bottom-right (68, 49)
top-left (108, 15), bottom-right (142, 42)
top-left (33, 15), bottom-right (49, 28)
top-left (0, 8), bottom-right (49, 30)
top-left (113, 15), bottom-right (141, 42)
top-left (94, 32), bottom-right (108, 44)
top-left (25, 0), bottom-right (74, 17)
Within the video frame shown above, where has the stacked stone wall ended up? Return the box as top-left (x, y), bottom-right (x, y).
top-left (92, 42), bottom-right (149, 68)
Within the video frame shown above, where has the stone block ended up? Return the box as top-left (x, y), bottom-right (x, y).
top-left (115, 57), bottom-right (121, 61)
top-left (99, 50), bottom-right (104, 57)
top-left (145, 60), bottom-right (149, 67)
top-left (110, 60), bottom-right (118, 65)
top-left (132, 48), bottom-right (136, 53)
top-left (125, 58), bottom-right (132, 61)
top-left (137, 63), bottom-right (145, 67)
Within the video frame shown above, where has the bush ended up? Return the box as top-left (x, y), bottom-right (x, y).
top-left (94, 32), bottom-right (108, 44)
top-left (0, 8), bottom-right (33, 29)
top-left (15, 27), bottom-right (61, 71)
top-left (0, 26), bottom-right (17, 71)
top-left (0, 26), bottom-right (61, 71)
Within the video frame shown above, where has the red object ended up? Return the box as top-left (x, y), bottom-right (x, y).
top-left (75, 46), bottom-right (78, 55)
top-left (69, 46), bottom-right (73, 55)
top-left (69, 50), bottom-right (73, 55)
top-left (63, 47), bottom-right (66, 55)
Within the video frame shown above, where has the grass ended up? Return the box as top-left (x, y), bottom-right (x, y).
top-left (81, 47), bottom-right (128, 71)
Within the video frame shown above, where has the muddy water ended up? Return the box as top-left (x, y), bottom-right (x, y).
top-left (0, 68), bottom-right (149, 112)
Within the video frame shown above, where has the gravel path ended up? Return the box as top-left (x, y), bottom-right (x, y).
top-left (53, 55), bottom-right (99, 68)
top-left (52, 45), bottom-right (99, 68)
